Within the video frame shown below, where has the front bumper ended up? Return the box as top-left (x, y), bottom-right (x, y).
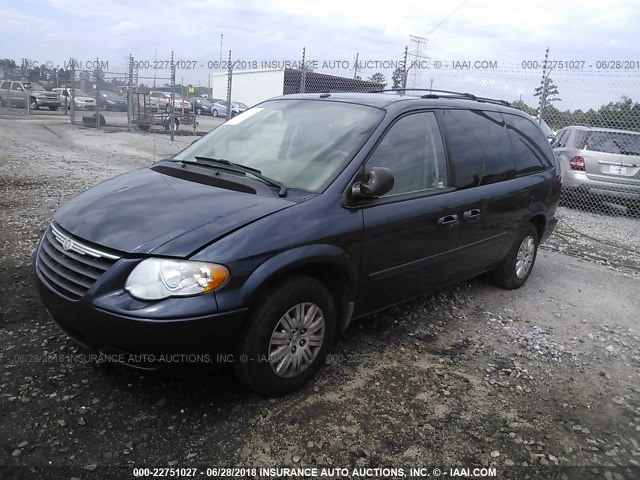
top-left (35, 98), bottom-right (61, 108)
top-left (35, 260), bottom-right (248, 364)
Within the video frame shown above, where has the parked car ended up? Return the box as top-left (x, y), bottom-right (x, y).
top-left (149, 91), bottom-right (170, 111)
top-left (0, 80), bottom-right (61, 110)
top-left (232, 101), bottom-right (249, 114)
top-left (538, 118), bottom-right (555, 141)
top-left (170, 94), bottom-right (192, 113)
top-left (210, 99), bottom-right (241, 118)
top-left (52, 88), bottom-right (97, 111)
top-left (99, 91), bottom-right (128, 111)
top-left (191, 97), bottom-right (214, 115)
top-left (34, 91), bottom-right (560, 396)
top-left (552, 125), bottom-right (640, 205)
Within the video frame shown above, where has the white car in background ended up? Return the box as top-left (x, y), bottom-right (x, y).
top-left (52, 88), bottom-right (97, 111)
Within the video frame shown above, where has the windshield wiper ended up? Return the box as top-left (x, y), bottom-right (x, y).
top-left (185, 156), bottom-right (287, 197)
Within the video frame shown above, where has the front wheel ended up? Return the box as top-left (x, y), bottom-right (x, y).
top-left (30, 98), bottom-right (39, 110)
top-left (491, 223), bottom-right (539, 289)
top-left (49, 106), bottom-right (58, 111)
top-left (234, 275), bottom-right (336, 396)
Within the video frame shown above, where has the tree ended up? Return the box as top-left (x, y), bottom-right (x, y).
top-left (534, 76), bottom-right (561, 110)
top-left (391, 67), bottom-right (404, 89)
top-left (0, 58), bottom-right (17, 78)
top-left (368, 72), bottom-right (387, 87)
top-left (511, 99), bottom-right (537, 117)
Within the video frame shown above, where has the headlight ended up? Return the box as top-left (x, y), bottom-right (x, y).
top-left (125, 258), bottom-right (229, 300)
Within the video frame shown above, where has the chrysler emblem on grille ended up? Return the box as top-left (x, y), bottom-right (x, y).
top-left (62, 238), bottom-right (74, 251)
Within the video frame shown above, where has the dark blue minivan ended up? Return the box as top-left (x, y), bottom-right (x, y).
top-left (35, 91), bottom-right (561, 396)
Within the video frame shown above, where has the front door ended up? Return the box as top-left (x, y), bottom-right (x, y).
top-left (357, 111), bottom-right (463, 316)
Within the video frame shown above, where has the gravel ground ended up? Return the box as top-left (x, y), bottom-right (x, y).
top-left (0, 118), bottom-right (639, 480)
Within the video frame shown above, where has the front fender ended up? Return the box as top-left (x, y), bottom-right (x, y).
top-left (240, 244), bottom-right (358, 305)
top-left (213, 243), bottom-right (359, 325)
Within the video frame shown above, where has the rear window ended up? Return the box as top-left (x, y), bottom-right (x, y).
top-left (575, 131), bottom-right (640, 156)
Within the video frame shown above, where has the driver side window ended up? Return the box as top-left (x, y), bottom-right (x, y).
top-left (365, 111), bottom-right (448, 196)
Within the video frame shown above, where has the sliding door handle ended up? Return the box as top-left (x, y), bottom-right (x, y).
top-left (463, 209), bottom-right (481, 222)
top-left (437, 214), bottom-right (459, 227)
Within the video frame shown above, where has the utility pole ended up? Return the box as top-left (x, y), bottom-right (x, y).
top-left (402, 45), bottom-right (408, 90)
top-left (299, 47), bottom-right (306, 93)
top-left (538, 47), bottom-right (550, 124)
top-left (153, 48), bottom-right (157, 88)
top-left (219, 34), bottom-right (224, 65)
top-left (225, 50), bottom-right (233, 121)
top-left (408, 35), bottom-right (429, 88)
top-left (353, 52), bottom-right (359, 80)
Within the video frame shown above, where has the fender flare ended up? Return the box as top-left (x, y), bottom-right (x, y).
top-left (238, 244), bottom-right (359, 331)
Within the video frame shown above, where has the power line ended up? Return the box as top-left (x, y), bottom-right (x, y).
top-left (426, 0), bottom-right (471, 36)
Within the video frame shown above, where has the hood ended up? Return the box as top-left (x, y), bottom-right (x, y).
top-left (53, 166), bottom-right (294, 256)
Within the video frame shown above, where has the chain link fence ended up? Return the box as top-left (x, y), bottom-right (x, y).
top-left (214, 50), bottom-right (639, 270)
top-left (1, 49), bottom-right (638, 269)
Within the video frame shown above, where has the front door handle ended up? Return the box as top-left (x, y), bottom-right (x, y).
top-left (463, 209), bottom-right (481, 222)
top-left (438, 214), bottom-right (459, 227)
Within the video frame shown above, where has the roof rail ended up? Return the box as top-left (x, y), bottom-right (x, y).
top-left (368, 88), bottom-right (510, 106)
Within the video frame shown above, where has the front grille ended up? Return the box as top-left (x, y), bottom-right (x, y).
top-left (36, 224), bottom-right (120, 300)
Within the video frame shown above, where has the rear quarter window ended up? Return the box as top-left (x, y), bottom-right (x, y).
top-left (440, 109), bottom-right (515, 188)
top-left (503, 113), bottom-right (554, 174)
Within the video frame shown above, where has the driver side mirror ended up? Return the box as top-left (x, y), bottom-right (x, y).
top-left (351, 167), bottom-right (394, 200)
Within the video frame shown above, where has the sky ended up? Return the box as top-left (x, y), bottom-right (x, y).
top-left (1, 0), bottom-right (639, 109)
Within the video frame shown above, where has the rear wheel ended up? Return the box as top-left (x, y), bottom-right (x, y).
top-left (492, 223), bottom-right (538, 289)
top-left (234, 275), bottom-right (336, 396)
top-left (48, 106), bottom-right (58, 111)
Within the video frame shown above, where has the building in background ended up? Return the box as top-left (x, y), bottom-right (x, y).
top-left (210, 68), bottom-right (383, 106)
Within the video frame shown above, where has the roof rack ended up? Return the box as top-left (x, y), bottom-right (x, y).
top-left (367, 88), bottom-right (510, 107)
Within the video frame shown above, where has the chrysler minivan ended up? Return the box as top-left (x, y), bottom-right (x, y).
top-left (35, 91), bottom-right (561, 396)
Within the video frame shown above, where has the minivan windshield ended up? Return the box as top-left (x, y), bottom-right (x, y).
top-left (174, 99), bottom-right (385, 192)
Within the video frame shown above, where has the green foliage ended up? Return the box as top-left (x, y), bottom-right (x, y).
top-left (512, 96), bottom-right (640, 132)
top-left (368, 72), bottom-right (387, 87)
top-left (391, 67), bottom-right (404, 89)
top-left (534, 76), bottom-right (561, 110)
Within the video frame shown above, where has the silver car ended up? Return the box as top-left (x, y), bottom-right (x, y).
top-left (552, 126), bottom-right (640, 205)
top-left (52, 88), bottom-right (97, 111)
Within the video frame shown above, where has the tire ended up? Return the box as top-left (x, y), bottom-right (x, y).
top-left (30, 98), bottom-right (39, 110)
top-left (163, 118), bottom-right (179, 131)
top-left (234, 275), bottom-right (337, 397)
top-left (212, 109), bottom-right (218, 117)
top-left (491, 223), bottom-right (539, 290)
top-left (49, 106), bottom-right (58, 111)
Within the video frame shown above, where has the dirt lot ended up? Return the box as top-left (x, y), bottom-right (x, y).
top-left (0, 118), bottom-right (638, 480)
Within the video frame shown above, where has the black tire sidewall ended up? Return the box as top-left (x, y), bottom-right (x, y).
top-left (494, 223), bottom-right (539, 289)
top-left (234, 276), bottom-right (337, 396)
